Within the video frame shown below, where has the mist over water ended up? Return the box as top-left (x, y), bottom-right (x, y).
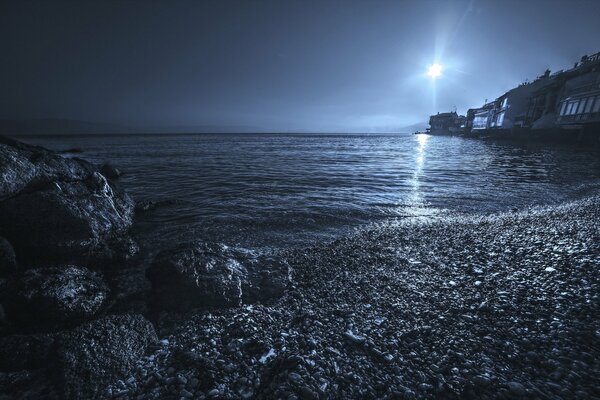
top-left (22, 134), bottom-right (600, 254)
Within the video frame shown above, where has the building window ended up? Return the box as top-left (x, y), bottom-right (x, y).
top-left (585, 97), bottom-right (594, 113)
top-left (497, 111), bottom-right (505, 126)
top-left (559, 102), bottom-right (567, 115)
top-left (577, 98), bottom-right (587, 114)
top-left (593, 96), bottom-right (600, 113)
top-left (567, 101), bottom-right (576, 115)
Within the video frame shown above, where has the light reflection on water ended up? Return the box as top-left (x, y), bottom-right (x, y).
top-left (20, 133), bottom-right (600, 252)
top-left (408, 133), bottom-right (429, 211)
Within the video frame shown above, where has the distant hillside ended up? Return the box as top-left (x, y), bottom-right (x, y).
top-left (0, 119), bottom-right (133, 135)
top-left (398, 121), bottom-right (428, 133)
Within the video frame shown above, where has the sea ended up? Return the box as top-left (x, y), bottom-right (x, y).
top-left (20, 133), bottom-right (600, 256)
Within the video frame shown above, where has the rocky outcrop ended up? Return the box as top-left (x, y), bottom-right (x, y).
top-left (147, 241), bottom-right (290, 311)
top-left (6, 265), bottom-right (109, 326)
top-left (0, 314), bottom-right (157, 399)
top-left (54, 314), bottom-right (157, 400)
top-left (0, 138), bottom-right (158, 399)
top-left (0, 136), bottom-right (94, 201)
top-left (0, 172), bottom-right (134, 266)
top-left (147, 241), bottom-right (245, 309)
top-left (0, 136), bottom-right (134, 266)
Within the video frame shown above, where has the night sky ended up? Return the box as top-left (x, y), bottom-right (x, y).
top-left (2, 0), bottom-right (600, 133)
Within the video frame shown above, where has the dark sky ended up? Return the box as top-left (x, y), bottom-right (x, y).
top-left (2, 0), bottom-right (599, 132)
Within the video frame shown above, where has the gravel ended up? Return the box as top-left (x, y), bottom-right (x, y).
top-left (104, 196), bottom-right (600, 399)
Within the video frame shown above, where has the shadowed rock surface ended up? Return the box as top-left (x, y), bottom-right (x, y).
top-left (147, 241), bottom-right (290, 311)
top-left (55, 314), bottom-right (157, 400)
top-left (109, 197), bottom-right (600, 399)
top-left (0, 137), bottom-right (134, 266)
top-left (6, 265), bottom-right (109, 326)
top-left (0, 138), bottom-right (152, 400)
top-left (147, 241), bottom-right (246, 310)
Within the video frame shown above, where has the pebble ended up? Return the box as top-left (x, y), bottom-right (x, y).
top-left (507, 381), bottom-right (526, 396)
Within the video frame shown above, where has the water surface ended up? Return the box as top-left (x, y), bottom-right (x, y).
top-left (21, 134), bottom-right (600, 253)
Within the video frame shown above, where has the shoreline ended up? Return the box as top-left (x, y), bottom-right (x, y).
top-left (1, 136), bottom-right (599, 399)
top-left (111, 195), bottom-right (600, 399)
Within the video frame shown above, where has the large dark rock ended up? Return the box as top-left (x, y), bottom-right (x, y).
top-left (0, 137), bottom-right (134, 266)
top-left (0, 237), bottom-right (17, 276)
top-left (147, 241), bottom-right (290, 310)
top-left (6, 265), bottom-right (108, 326)
top-left (147, 241), bottom-right (245, 309)
top-left (54, 314), bottom-right (157, 400)
top-left (0, 136), bottom-right (94, 201)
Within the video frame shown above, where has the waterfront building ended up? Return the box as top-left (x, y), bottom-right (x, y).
top-left (430, 51), bottom-right (600, 140)
top-left (555, 53), bottom-right (600, 129)
top-left (428, 111), bottom-right (466, 135)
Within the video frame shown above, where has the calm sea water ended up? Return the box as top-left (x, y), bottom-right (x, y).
top-left (20, 134), bottom-right (600, 254)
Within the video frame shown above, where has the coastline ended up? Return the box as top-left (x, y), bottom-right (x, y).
top-left (109, 195), bottom-right (600, 399)
top-left (1, 137), bottom-right (599, 399)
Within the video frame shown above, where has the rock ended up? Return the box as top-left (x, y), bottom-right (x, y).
top-left (99, 163), bottom-right (122, 179)
top-left (147, 241), bottom-right (245, 309)
top-left (472, 374), bottom-right (493, 388)
top-left (6, 265), bottom-right (109, 326)
top-left (0, 171), bottom-right (134, 266)
top-left (147, 241), bottom-right (290, 311)
top-left (344, 330), bottom-right (366, 345)
top-left (54, 314), bottom-right (157, 400)
top-left (103, 262), bottom-right (148, 313)
top-left (506, 381), bottom-right (526, 396)
top-left (0, 137), bottom-right (134, 266)
top-left (0, 136), bottom-right (94, 201)
top-left (0, 237), bottom-right (17, 276)
top-left (0, 333), bottom-right (56, 371)
top-left (0, 139), bottom-right (40, 201)
top-left (82, 234), bottom-right (140, 270)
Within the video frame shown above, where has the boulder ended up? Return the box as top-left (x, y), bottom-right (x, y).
top-left (0, 136), bottom-right (94, 201)
top-left (7, 265), bottom-right (108, 326)
top-left (147, 241), bottom-right (245, 309)
top-left (0, 137), bottom-right (134, 266)
top-left (0, 237), bottom-right (17, 276)
top-left (0, 172), bottom-right (134, 266)
top-left (54, 314), bottom-right (157, 400)
top-left (0, 142), bottom-right (37, 201)
top-left (147, 241), bottom-right (290, 310)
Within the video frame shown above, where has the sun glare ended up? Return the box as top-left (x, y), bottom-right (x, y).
top-left (427, 63), bottom-right (443, 79)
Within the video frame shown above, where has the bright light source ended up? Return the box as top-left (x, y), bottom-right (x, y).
top-left (427, 63), bottom-right (443, 79)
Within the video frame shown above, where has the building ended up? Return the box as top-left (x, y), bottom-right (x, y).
top-left (432, 51), bottom-right (600, 139)
top-left (428, 111), bottom-right (466, 135)
top-left (467, 102), bottom-right (496, 131)
top-left (555, 53), bottom-right (600, 129)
